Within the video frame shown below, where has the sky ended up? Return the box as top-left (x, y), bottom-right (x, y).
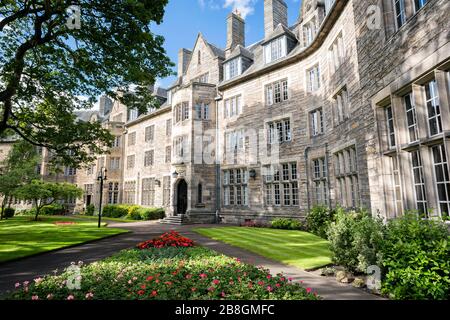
top-left (153, 0), bottom-right (303, 89)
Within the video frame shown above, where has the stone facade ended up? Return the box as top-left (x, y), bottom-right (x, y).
top-left (2, 0), bottom-right (450, 224)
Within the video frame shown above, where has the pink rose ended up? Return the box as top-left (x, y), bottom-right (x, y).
top-left (31, 295), bottom-right (39, 300)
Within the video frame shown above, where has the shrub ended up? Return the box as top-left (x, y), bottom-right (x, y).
top-left (85, 204), bottom-right (95, 216)
top-left (126, 207), bottom-right (142, 220)
top-left (102, 205), bottom-right (128, 218)
top-left (41, 203), bottom-right (65, 216)
top-left (306, 205), bottom-right (336, 238)
top-left (3, 207), bottom-right (15, 218)
top-left (139, 208), bottom-right (165, 220)
top-left (327, 208), bottom-right (383, 273)
top-left (271, 218), bottom-right (303, 230)
top-left (380, 214), bottom-right (450, 300)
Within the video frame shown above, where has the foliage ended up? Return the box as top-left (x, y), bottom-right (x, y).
top-left (327, 208), bottom-right (383, 273)
top-left (85, 204), bottom-right (95, 216)
top-left (306, 205), bottom-right (336, 238)
top-left (137, 231), bottom-right (195, 249)
top-left (2, 207), bottom-right (15, 219)
top-left (380, 214), bottom-right (450, 300)
top-left (102, 205), bottom-right (129, 218)
top-left (6, 246), bottom-right (319, 300)
top-left (270, 218), bottom-right (303, 230)
top-left (102, 204), bottom-right (164, 220)
top-left (240, 220), bottom-right (269, 228)
top-left (139, 207), bottom-right (165, 220)
top-left (0, 0), bottom-right (174, 167)
top-left (40, 203), bottom-right (65, 216)
top-left (14, 180), bottom-right (83, 221)
top-left (125, 206), bottom-right (142, 220)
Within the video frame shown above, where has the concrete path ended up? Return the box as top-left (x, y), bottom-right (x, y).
top-left (0, 222), bottom-right (383, 300)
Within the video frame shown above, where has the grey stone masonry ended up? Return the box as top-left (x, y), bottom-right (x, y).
top-left (264, 0), bottom-right (288, 39)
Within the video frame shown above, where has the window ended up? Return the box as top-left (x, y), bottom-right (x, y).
top-left (84, 184), bottom-right (94, 195)
top-left (144, 150), bottom-right (154, 167)
top-left (335, 146), bottom-right (359, 208)
top-left (197, 183), bottom-right (203, 204)
top-left (225, 130), bottom-right (245, 153)
top-left (414, 0), bottom-right (428, 12)
top-left (141, 178), bottom-right (155, 206)
top-left (393, 0), bottom-right (406, 29)
top-left (432, 144), bottom-right (450, 218)
top-left (263, 163), bottom-right (299, 206)
top-left (267, 119), bottom-right (291, 144)
top-left (64, 167), bottom-right (76, 176)
top-left (310, 108), bottom-right (324, 136)
top-left (334, 87), bottom-right (349, 125)
top-left (198, 50), bottom-right (201, 65)
top-left (386, 105), bottom-right (396, 148)
top-left (163, 176), bottom-right (171, 207)
top-left (165, 146), bottom-right (172, 164)
top-left (128, 108), bottom-right (138, 121)
top-left (303, 19), bottom-right (316, 47)
top-left (166, 119), bottom-right (172, 137)
top-left (411, 150), bottom-right (428, 216)
top-left (328, 32), bottom-right (345, 74)
top-left (174, 136), bottom-right (186, 158)
top-left (425, 80), bottom-right (442, 136)
top-left (174, 102), bottom-right (190, 123)
top-left (266, 80), bottom-right (288, 105)
top-left (86, 164), bottom-right (94, 175)
top-left (324, 0), bottom-right (336, 15)
top-left (404, 93), bottom-right (419, 143)
top-left (112, 136), bottom-right (121, 148)
top-left (109, 157), bottom-right (120, 170)
top-left (108, 182), bottom-right (119, 204)
top-left (127, 155), bottom-right (135, 169)
top-left (313, 158), bottom-right (328, 205)
top-left (307, 65), bottom-right (320, 92)
top-left (182, 102), bottom-right (189, 121)
top-left (264, 36), bottom-right (287, 64)
top-left (123, 181), bottom-right (136, 204)
top-left (223, 168), bottom-right (248, 206)
top-left (128, 132), bottom-right (136, 146)
top-left (224, 57), bottom-right (241, 80)
top-left (195, 103), bottom-right (210, 120)
top-left (224, 95), bottom-right (242, 118)
top-left (145, 125), bottom-right (155, 142)
top-left (196, 73), bottom-right (209, 83)
top-left (98, 157), bottom-right (105, 169)
top-left (391, 156), bottom-right (403, 217)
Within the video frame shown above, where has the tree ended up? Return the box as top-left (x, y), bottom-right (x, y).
top-left (0, 0), bottom-right (174, 167)
top-left (0, 139), bottom-right (39, 219)
top-left (15, 180), bottom-right (83, 221)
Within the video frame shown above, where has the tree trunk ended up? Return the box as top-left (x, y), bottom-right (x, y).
top-left (34, 199), bottom-right (40, 221)
top-left (0, 197), bottom-right (6, 220)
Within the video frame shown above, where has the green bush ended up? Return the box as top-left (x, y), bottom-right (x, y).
top-left (139, 208), bottom-right (165, 220)
top-left (327, 208), bottom-right (383, 273)
top-left (380, 214), bottom-right (450, 300)
top-left (306, 205), bottom-right (336, 238)
top-left (271, 218), bottom-right (303, 230)
top-left (85, 204), bottom-right (95, 216)
top-left (2, 207), bottom-right (15, 218)
top-left (126, 206), bottom-right (143, 220)
top-left (41, 203), bottom-right (65, 215)
top-left (102, 205), bottom-right (128, 218)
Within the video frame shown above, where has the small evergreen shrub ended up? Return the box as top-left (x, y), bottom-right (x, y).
top-left (3, 207), bottom-right (15, 218)
top-left (271, 218), bottom-right (303, 230)
top-left (41, 203), bottom-right (65, 215)
top-left (139, 208), bottom-right (165, 220)
top-left (85, 204), bottom-right (95, 216)
top-left (102, 205), bottom-right (128, 218)
top-left (306, 205), bottom-right (336, 238)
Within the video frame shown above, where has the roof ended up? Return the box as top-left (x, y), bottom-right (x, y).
top-left (223, 45), bottom-right (254, 63)
top-left (74, 110), bottom-right (104, 122)
top-left (153, 86), bottom-right (167, 98)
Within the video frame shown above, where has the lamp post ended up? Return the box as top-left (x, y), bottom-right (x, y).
top-left (97, 167), bottom-right (107, 228)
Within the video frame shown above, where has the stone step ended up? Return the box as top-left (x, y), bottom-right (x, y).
top-left (159, 215), bottom-right (190, 225)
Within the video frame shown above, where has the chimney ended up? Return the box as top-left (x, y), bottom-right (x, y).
top-left (225, 11), bottom-right (245, 57)
top-left (99, 95), bottom-right (113, 117)
top-left (264, 0), bottom-right (288, 38)
top-left (178, 48), bottom-right (192, 77)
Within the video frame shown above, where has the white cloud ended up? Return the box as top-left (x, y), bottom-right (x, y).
top-left (223, 0), bottom-right (257, 19)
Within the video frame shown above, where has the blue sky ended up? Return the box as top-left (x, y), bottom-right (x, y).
top-left (153, 0), bottom-right (303, 88)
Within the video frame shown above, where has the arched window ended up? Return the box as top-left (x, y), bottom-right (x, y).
top-left (197, 183), bottom-right (203, 204)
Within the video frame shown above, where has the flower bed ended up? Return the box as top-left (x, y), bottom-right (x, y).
top-left (6, 244), bottom-right (319, 300)
top-left (137, 231), bottom-right (194, 249)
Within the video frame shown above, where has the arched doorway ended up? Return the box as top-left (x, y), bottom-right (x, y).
top-left (176, 179), bottom-right (188, 215)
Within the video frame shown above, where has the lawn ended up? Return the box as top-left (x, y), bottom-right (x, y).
top-left (0, 216), bottom-right (128, 263)
top-left (193, 227), bottom-right (332, 270)
top-left (72, 214), bottom-right (138, 223)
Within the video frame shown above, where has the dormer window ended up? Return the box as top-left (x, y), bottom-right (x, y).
top-left (224, 57), bottom-right (242, 81)
top-left (303, 18), bottom-right (317, 47)
top-left (264, 36), bottom-right (287, 64)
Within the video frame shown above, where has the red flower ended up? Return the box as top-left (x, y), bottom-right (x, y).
top-left (146, 276), bottom-right (154, 281)
top-left (212, 279), bottom-right (220, 285)
top-left (191, 287), bottom-right (197, 292)
top-left (140, 284), bottom-right (146, 289)
top-left (151, 291), bottom-right (157, 297)
top-left (137, 290), bottom-right (144, 296)
top-left (199, 273), bottom-right (207, 279)
top-left (185, 274), bottom-right (193, 279)
top-left (306, 287), bottom-right (312, 294)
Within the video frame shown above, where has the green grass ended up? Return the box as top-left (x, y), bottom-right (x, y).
top-left (193, 227), bottom-right (332, 270)
top-left (0, 216), bottom-right (128, 263)
top-left (72, 214), bottom-right (137, 223)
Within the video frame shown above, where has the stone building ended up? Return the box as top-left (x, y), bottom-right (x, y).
top-left (2, 0), bottom-right (450, 224)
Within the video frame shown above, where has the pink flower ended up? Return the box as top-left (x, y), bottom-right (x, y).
top-left (34, 277), bottom-right (43, 285)
top-left (267, 275), bottom-right (272, 279)
top-left (191, 287), bottom-right (197, 292)
top-left (212, 279), bottom-right (220, 285)
top-left (128, 280), bottom-right (132, 284)
top-left (207, 286), bottom-right (215, 292)
top-left (47, 294), bottom-right (54, 300)
top-left (132, 277), bottom-right (137, 281)
top-left (267, 286), bottom-right (273, 292)
top-left (199, 273), bottom-right (208, 279)
top-left (67, 295), bottom-right (75, 300)
top-left (85, 292), bottom-right (94, 299)
top-left (276, 283), bottom-right (281, 288)
top-left (146, 276), bottom-right (154, 281)
top-left (306, 287), bottom-right (312, 294)
top-left (257, 281), bottom-right (265, 286)
top-left (151, 290), bottom-right (157, 297)
top-left (31, 295), bottom-right (39, 300)
top-left (185, 274), bottom-right (193, 279)
top-left (288, 277), bottom-right (293, 282)
top-left (221, 292), bottom-right (226, 297)
top-left (23, 281), bottom-right (29, 286)
top-left (14, 283), bottom-right (20, 288)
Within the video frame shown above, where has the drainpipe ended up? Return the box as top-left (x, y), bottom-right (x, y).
top-left (325, 143), bottom-right (332, 209)
top-left (304, 146), bottom-right (311, 213)
top-left (214, 91), bottom-right (223, 223)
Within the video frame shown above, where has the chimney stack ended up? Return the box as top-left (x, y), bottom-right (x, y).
top-left (99, 95), bottom-right (113, 117)
top-left (264, 0), bottom-right (288, 38)
top-left (225, 11), bottom-right (245, 57)
top-left (178, 48), bottom-right (192, 77)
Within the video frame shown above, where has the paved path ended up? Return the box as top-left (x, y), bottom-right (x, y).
top-left (0, 222), bottom-right (382, 300)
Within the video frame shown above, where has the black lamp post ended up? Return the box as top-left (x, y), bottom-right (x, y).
top-left (97, 167), bottom-right (107, 228)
